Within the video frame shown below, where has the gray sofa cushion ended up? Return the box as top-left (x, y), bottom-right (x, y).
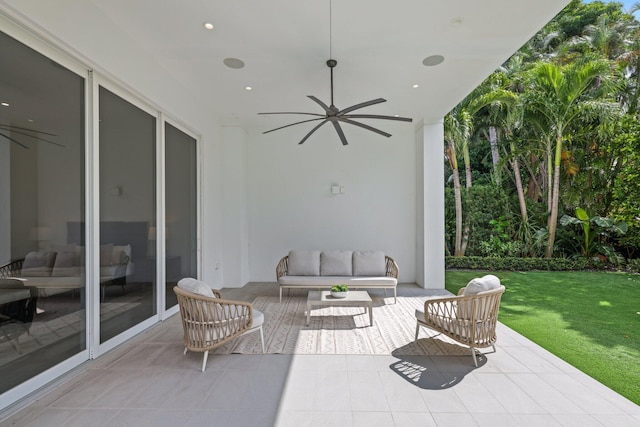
top-left (288, 250), bottom-right (321, 276)
top-left (320, 250), bottom-right (353, 276)
top-left (22, 251), bottom-right (57, 277)
top-left (352, 251), bottom-right (386, 276)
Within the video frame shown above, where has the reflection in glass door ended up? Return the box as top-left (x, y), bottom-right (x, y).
top-left (0, 30), bottom-right (85, 394)
top-left (98, 87), bottom-right (156, 343)
top-left (165, 123), bottom-right (197, 309)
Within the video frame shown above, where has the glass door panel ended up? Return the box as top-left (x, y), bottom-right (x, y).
top-left (164, 123), bottom-right (197, 309)
top-left (98, 87), bottom-right (156, 343)
top-left (0, 31), bottom-right (85, 393)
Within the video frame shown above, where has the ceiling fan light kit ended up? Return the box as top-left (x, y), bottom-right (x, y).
top-left (259, 0), bottom-right (412, 146)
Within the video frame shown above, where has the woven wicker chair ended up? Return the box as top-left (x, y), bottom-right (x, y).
top-left (414, 285), bottom-right (505, 366)
top-left (174, 286), bottom-right (265, 372)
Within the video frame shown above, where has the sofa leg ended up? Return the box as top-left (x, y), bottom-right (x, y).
top-left (470, 347), bottom-right (478, 367)
top-left (394, 288), bottom-right (397, 304)
top-left (279, 287), bottom-right (282, 303)
top-left (414, 322), bottom-right (420, 342)
top-left (184, 347), bottom-right (188, 355)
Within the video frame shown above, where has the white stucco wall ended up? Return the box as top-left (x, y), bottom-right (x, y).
top-left (247, 124), bottom-right (417, 283)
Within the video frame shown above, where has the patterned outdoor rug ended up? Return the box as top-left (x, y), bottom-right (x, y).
top-left (212, 295), bottom-right (471, 356)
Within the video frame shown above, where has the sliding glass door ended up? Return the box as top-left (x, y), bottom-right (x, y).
top-left (0, 30), bottom-right (85, 393)
top-left (98, 87), bottom-right (157, 343)
top-left (164, 123), bottom-right (197, 309)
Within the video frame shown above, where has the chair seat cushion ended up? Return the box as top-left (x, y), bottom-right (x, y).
top-left (279, 275), bottom-right (396, 287)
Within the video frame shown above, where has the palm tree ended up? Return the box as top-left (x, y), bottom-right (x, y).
top-left (524, 57), bottom-right (617, 257)
top-left (444, 111), bottom-right (471, 256)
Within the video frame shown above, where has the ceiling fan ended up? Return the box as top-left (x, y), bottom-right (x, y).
top-left (258, 0), bottom-right (412, 146)
top-left (259, 59), bottom-right (413, 146)
top-left (0, 124), bottom-right (62, 149)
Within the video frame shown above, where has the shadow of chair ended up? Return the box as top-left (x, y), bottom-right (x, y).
top-left (174, 285), bottom-right (264, 371)
top-left (415, 285), bottom-right (505, 367)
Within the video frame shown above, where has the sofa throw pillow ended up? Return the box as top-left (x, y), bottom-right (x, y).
top-left (352, 251), bottom-right (386, 276)
top-left (462, 275), bottom-right (501, 296)
top-left (320, 250), bottom-right (353, 276)
top-left (288, 250), bottom-right (321, 276)
top-left (457, 275), bottom-right (502, 320)
top-left (178, 277), bottom-right (215, 298)
top-left (22, 251), bottom-right (56, 277)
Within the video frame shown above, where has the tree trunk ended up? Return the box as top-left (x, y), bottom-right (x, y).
top-left (545, 135), bottom-right (563, 258)
top-left (460, 141), bottom-right (472, 256)
top-left (488, 126), bottom-right (501, 185)
top-left (546, 141), bottom-right (553, 221)
top-left (449, 140), bottom-right (463, 256)
top-left (511, 142), bottom-right (528, 224)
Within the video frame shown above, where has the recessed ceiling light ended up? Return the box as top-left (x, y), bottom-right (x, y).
top-left (27, 119), bottom-right (34, 123)
top-left (223, 57), bottom-right (245, 69)
top-left (203, 22), bottom-right (214, 30)
top-left (394, 114), bottom-right (400, 117)
top-left (245, 86), bottom-right (252, 91)
top-left (412, 84), bottom-right (420, 89)
top-left (450, 17), bottom-right (464, 26)
top-left (1, 102), bottom-right (9, 107)
top-left (423, 55), bottom-right (445, 66)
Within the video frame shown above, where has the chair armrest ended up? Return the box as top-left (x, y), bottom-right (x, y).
top-left (422, 294), bottom-right (462, 319)
top-left (385, 256), bottom-right (399, 278)
top-left (0, 259), bottom-right (25, 278)
top-left (212, 289), bottom-right (222, 299)
top-left (457, 287), bottom-right (466, 296)
top-left (276, 256), bottom-right (289, 279)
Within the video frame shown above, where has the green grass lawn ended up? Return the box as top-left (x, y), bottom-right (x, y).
top-left (445, 270), bottom-right (640, 405)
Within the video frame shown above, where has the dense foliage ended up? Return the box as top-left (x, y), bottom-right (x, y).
top-left (445, 0), bottom-right (640, 265)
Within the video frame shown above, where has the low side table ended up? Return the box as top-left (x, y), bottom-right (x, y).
top-left (306, 290), bottom-right (373, 326)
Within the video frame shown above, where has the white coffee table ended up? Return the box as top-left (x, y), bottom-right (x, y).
top-left (306, 290), bottom-right (373, 326)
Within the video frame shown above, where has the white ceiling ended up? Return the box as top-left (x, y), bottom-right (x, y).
top-left (3, 0), bottom-right (569, 134)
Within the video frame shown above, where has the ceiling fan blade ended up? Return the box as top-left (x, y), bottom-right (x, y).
top-left (0, 124), bottom-right (57, 137)
top-left (337, 98), bottom-right (386, 116)
top-left (331, 121), bottom-right (349, 146)
top-left (344, 114), bottom-right (413, 122)
top-left (298, 119), bottom-right (328, 145)
top-left (0, 127), bottom-right (64, 147)
top-left (337, 118), bottom-right (391, 138)
top-left (258, 112), bottom-right (324, 117)
top-left (0, 132), bottom-right (30, 149)
top-left (307, 96), bottom-right (331, 112)
top-left (263, 117), bottom-right (325, 134)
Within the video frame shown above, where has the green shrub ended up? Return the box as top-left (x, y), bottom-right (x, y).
top-left (445, 256), bottom-right (599, 271)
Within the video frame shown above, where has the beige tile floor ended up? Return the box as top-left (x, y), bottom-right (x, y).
top-left (1, 283), bottom-right (639, 427)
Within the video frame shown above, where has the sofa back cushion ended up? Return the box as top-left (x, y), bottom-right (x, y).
top-left (100, 244), bottom-right (114, 266)
top-left (22, 251), bottom-right (56, 277)
top-left (288, 250), bottom-right (321, 276)
top-left (51, 251), bottom-right (78, 277)
top-left (320, 250), bottom-right (353, 276)
top-left (352, 251), bottom-right (386, 276)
